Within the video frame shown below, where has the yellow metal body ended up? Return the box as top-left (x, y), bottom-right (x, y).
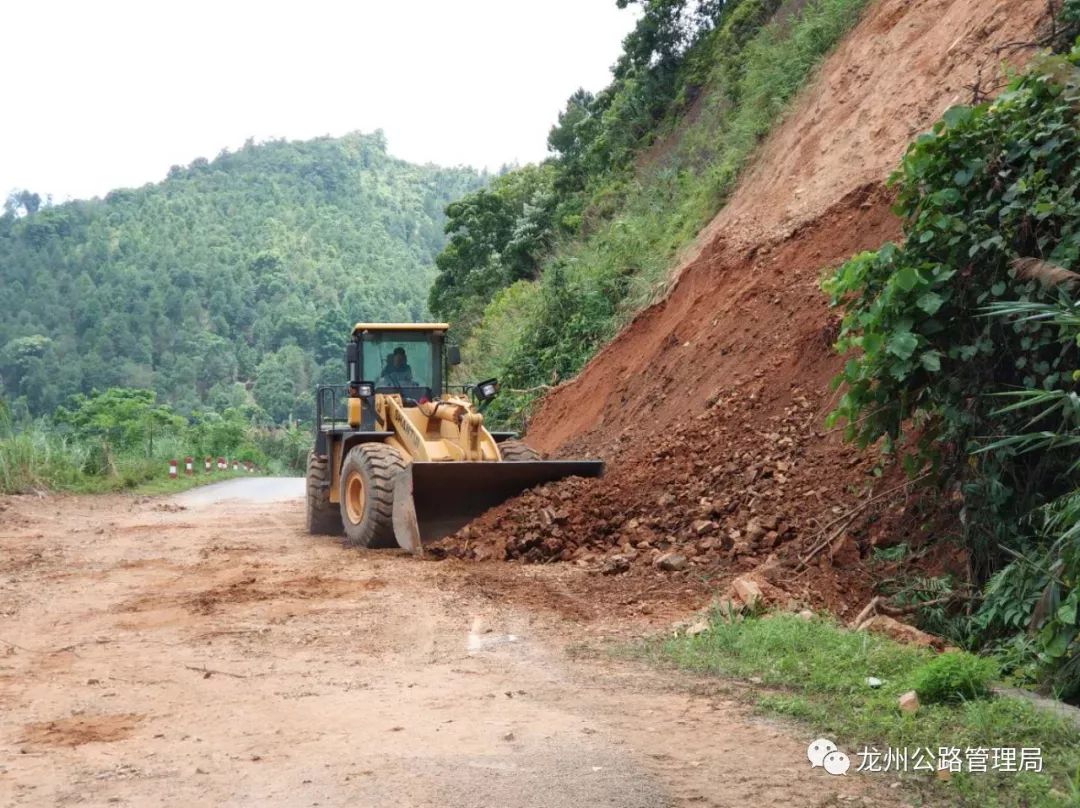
top-left (377, 393), bottom-right (499, 463)
top-left (352, 322), bottom-right (449, 335)
top-left (346, 397), bottom-right (362, 428)
top-left (327, 392), bottom-right (500, 503)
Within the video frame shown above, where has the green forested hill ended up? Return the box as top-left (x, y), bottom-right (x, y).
top-left (429, 0), bottom-right (876, 419)
top-left (0, 132), bottom-right (482, 421)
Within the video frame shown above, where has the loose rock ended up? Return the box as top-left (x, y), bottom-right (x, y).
top-left (656, 553), bottom-right (688, 572)
top-left (732, 575), bottom-right (764, 607)
top-left (898, 690), bottom-right (919, 713)
top-left (859, 615), bottom-right (938, 648)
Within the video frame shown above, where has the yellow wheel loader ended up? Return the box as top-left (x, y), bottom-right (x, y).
top-left (306, 323), bottom-right (603, 551)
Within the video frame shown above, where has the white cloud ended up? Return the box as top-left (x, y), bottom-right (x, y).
top-left (0, 0), bottom-right (636, 201)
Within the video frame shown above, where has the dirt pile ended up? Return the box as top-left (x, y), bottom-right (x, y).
top-left (437, 0), bottom-right (1049, 616)
top-left (433, 381), bottom-right (898, 615)
top-left (433, 188), bottom-right (951, 617)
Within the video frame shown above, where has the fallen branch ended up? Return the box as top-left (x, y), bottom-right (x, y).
top-left (184, 664), bottom-right (248, 679)
top-left (851, 593), bottom-right (973, 627)
top-left (879, 594), bottom-right (974, 616)
top-left (851, 596), bottom-right (883, 627)
top-left (796, 473), bottom-right (931, 570)
top-left (796, 515), bottom-right (858, 572)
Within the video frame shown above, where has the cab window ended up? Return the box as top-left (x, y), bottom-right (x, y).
top-left (362, 332), bottom-right (432, 394)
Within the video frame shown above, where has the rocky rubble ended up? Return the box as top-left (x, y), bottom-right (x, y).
top-left (430, 384), bottom-right (913, 616)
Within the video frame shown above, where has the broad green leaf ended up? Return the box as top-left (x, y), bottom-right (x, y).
top-left (894, 267), bottom-right (921, 292)
top-left (1057, 598), bottom-right (1078, 627)
top-left (887, 332), bottom-right (919, 360)
top-left (861, 333), bottom-right (883, 355)
top-left (942, 105), bottom-right (972, 129)
top-left (920, 351), bottom-right (942, 372)
top-left (1043, 630), bottom-right (1071, 658)
top-left (916, 291), bottom-right (944, 314)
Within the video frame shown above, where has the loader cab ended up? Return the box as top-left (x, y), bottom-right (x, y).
top-left (349, 322), bottom-right (451, 403)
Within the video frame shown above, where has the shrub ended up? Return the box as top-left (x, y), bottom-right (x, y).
top-left (823, 46), bottom-right (1080, 690)
top-left (913, 652), bottom-right (998, 704)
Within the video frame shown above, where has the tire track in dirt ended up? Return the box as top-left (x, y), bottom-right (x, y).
top-left (0, 490), bottom-right (913, 807)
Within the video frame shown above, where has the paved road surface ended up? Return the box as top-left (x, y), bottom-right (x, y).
top-left (174, 476), bottom-right (305, 506)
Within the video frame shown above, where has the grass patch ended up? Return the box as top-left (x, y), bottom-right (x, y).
top-left (1, 410), bottom-right (297, 496)
top-left (643, 612), bottom-right (1080, 806)
top-left (0, 429), bottom-right (250, 496)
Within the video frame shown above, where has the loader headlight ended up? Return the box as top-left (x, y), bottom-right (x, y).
top-left (352, 382), bottom-right (374, 398)
top-left (476, 378), bottom-right (499, 402)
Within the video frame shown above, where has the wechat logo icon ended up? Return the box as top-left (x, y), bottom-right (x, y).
top-left (808, 738), bottom-right (851, 776)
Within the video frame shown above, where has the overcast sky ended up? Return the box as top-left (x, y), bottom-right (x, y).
top-left (1, 0), bottom-right (637, 203)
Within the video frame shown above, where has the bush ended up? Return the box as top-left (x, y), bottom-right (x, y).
top-left (0, 387), bottom-right (306, 494)
top-left (913, 652), bottom-right (998, 704)
top-left (823, 46), bottom-right (1080, 689)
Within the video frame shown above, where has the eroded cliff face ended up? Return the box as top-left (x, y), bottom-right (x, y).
top-left (435, 0), bottom-right (1048, 614)
top-left (528, 0), bottom-right (1045, 456)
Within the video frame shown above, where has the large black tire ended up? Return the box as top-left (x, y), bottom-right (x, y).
top-left (499, 440), bottom-right (541, 461)
top-left (339, 443), bottom-right (407, 548)
top-left (306, 451), bottom-right (342, 535)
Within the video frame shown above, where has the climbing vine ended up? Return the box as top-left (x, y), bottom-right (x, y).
top-left (823, 44), bottom-right (1080, 691)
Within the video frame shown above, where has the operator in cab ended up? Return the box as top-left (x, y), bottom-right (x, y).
top-left (377, 346), bottom-right (415, 388)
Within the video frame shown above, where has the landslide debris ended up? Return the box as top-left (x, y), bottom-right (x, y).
top-left (431, 383), bottom-right (917, 617)
top-left (434, 0), bottom-right (1044, 621)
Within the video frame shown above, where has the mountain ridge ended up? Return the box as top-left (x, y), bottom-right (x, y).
top-left (0, 131), bottom-right (484, 421)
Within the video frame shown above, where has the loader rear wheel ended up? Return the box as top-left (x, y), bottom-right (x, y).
top-left (306, 452), bottom-right (342, 535)
top-left (499, 440), bottom-right (541, 461)
top-left (339, 443), bottom-right (407, 548)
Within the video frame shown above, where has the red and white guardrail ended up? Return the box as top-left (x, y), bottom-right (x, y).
top-left (168, 457), bottom-right (260, 477)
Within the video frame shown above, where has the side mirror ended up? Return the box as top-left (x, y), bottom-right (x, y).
top-left (446, 346), bottom-right (462, 366)
top-left (345, 342), bottom-right (360, 382)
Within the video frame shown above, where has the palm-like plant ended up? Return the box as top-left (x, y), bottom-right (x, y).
top-left (979, 264), bottom-right (1079, 696)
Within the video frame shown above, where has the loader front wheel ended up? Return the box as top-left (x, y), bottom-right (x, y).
top-left (306, 452), bottom-right (342, 535)
top-left (498, 440), bottom-right (541, 461)
top-left (339, 443), bottom-right (407, 548)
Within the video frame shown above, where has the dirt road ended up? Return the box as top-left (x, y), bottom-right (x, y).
top-left (1, 482), bottom-right (904, 807)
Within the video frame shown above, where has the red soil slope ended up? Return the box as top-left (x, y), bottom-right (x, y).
top-left (529, 0), bottom-right (1045, 454)
top-left (435, 0), bottom-right (1048, 618)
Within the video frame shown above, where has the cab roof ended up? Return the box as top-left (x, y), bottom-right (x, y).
top-left (351, 322), bottom-right (449, 335)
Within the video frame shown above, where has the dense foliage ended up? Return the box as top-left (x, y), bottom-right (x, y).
top-left (912, 651), bottom-right (998, 704)
top-left (429, 0), bottom-right (871, 424)
top-left (0, 388), bottom-right (308, 494)
top-left (0, 132), bottom-right (482, 421)
top-left (824, 45), bottom-right (1080, 694)
top-left (429, 164), bottom-right (557, 333)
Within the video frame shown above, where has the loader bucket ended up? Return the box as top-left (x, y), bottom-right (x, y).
top-left (392, 460), bottom-right (604, 552)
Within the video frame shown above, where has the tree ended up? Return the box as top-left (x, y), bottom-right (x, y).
top-left (54, 388), bottom-right (184, 454)
top-left (4, 189), bottom-right (42, 217)
top-left (0, 335), bottom-right (63, 414)
top-left (429, 165), bottom-right (556, 332)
